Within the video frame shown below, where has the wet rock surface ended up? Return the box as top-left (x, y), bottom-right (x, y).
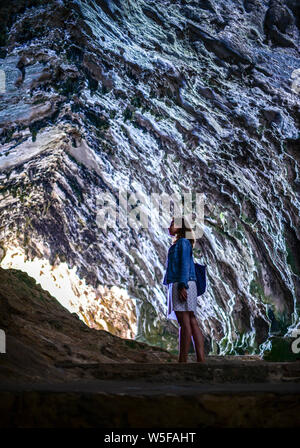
top-left (0, 0), bottom-right (299, 355)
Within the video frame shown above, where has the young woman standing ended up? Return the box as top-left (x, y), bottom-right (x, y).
top-left (163, 217), bottom-right (205, 363)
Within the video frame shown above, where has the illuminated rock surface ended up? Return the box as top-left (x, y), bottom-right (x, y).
top-left (0, 0), bottom-right (299, 355)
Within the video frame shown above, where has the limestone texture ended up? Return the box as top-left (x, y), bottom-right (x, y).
top-left (0, 0), bottom-right (299, 355)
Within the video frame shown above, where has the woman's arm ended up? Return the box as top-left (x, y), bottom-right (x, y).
top-left (177, 239), bottom-right (191, 290)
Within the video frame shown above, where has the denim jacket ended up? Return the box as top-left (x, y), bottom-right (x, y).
top-left (162, 237), bottom-right (196, 290)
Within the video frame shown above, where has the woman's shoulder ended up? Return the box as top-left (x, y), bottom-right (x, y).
top-left (178, 237), bottom-right (190, 243)
top-left (177, 237), bottom-right (191, 247)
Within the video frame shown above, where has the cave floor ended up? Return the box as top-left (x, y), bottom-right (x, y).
top-left (1, 378), bottom-right (300, 395)
top-left (1, 356), bottom-right (300, 428)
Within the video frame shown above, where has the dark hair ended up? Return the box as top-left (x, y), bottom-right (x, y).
top-left (172, 216), bottom-right (196, 248)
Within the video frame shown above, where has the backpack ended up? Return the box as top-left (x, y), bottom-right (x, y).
top-left (194, 263), bottom-right (207, 297)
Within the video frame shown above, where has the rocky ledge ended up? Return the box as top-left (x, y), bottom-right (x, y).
top-left (0, 266), bottom-right (176, 384)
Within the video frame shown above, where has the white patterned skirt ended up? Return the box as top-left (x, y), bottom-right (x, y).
top-left (167, 280), bottom-right (198, 321)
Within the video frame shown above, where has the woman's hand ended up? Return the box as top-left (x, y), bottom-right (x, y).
top-left (179, 286), bottom-right (187, 302)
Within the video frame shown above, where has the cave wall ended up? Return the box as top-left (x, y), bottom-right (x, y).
top-left (0, 0), bottom-right (299, 354)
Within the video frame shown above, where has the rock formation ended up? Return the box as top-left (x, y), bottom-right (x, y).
top-left (0, 266), bottom-right (176, 382)
top-left (0, 0), bottom-right (299, 355)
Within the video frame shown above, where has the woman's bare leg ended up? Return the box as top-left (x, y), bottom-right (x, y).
top-left (175, 311), bottom-right (192, 363)
top-left (189, 312), bottom-right (205, 362)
